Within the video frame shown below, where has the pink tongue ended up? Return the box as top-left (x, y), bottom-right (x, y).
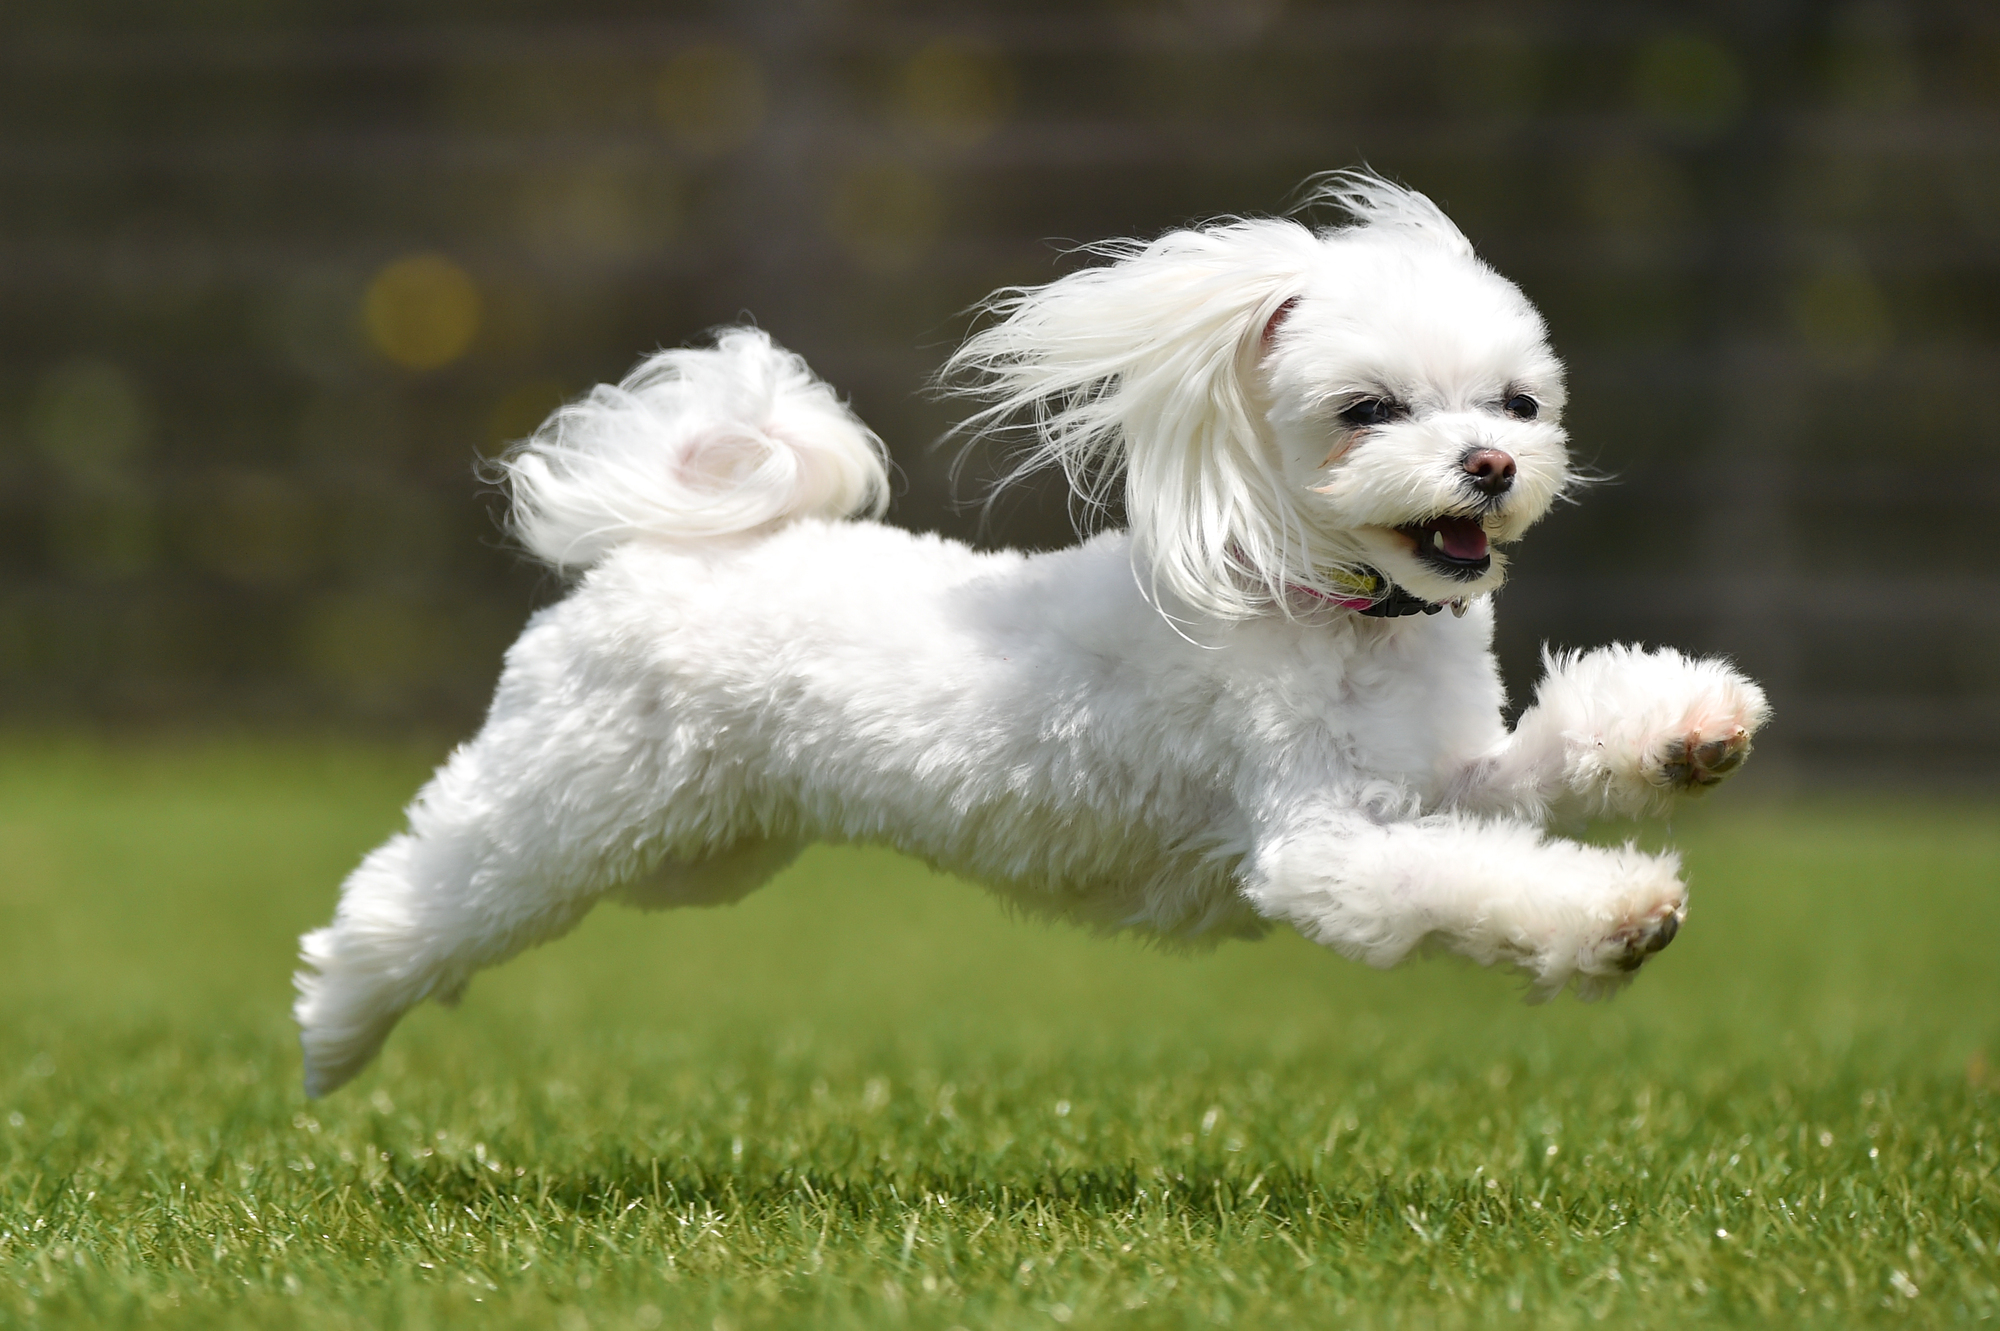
top-left (1433, 516), bottom-right (1488, 560)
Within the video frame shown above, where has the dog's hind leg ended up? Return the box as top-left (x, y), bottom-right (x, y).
top-left (293, 697), bottom-right (718, 1096)
top-left (294, 824), bottom-right (515, 1098)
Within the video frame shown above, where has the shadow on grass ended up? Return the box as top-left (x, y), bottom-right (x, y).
top-left (396, 1154), bottom-right (1609, 1236)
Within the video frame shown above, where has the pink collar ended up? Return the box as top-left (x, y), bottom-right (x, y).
top-left (1288, 573), bottom-right (1462, 619)
top-left (1290, 583), bottom-right (1378, 611)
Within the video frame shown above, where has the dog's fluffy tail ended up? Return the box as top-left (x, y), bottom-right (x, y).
top-left (499, 327), bottom-right (891, 571)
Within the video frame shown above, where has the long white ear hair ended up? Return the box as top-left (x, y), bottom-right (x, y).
top-left (945, 171), bottom-right (1470, 620)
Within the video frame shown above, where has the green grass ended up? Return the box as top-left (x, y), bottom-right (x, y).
top-left (0, 737), bottom-right (1996, 1329)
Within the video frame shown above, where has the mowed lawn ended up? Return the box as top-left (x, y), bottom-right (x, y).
top-left (0, 738), bottom-right (1996, 1330)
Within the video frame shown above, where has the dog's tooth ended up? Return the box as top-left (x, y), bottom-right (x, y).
top-left (1430, 529), bottom-right (1444, 551)
top-left (1451, 598), bottom-right (1468, 617)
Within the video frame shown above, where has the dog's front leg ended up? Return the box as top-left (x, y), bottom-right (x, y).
top-left (1452, 645), bottom-right (1770, 822)
top-left (1240, 810), bottom-right (1687, 997)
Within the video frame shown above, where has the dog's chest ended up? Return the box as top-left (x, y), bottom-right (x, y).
top-left (1215, 616), bottom-right (1504, 796)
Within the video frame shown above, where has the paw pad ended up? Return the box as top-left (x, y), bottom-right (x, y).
top-left (1657, 725), bottom-right (1752, 790)
top-left (1611, 902), bottom-right (1685, 972)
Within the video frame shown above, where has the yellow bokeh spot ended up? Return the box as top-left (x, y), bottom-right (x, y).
top-left (899, 40), bottom-right (1014, 149)
top-left (363, 254), bottom-right (482, 371)
top-left (659, 45), bottom-right (766, 155)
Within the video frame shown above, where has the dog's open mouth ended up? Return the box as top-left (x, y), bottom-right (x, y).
top-left (1399, 515), bottom-right (1491, 579)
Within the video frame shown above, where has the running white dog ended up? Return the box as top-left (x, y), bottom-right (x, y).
top-left (295, 174), bottom-right (1768, 1096)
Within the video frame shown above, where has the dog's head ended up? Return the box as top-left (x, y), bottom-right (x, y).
top-left (951, 172), bottom-right (1571, 618)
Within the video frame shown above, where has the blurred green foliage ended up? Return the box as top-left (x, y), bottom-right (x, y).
top-left (0, 2), bottom-right (1995, 777)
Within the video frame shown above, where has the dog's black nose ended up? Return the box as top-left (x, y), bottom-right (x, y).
top-left (1462, 448), bottom-right (1516, 496)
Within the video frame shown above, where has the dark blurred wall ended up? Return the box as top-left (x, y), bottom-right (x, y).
top-left (2, 0), bottom-right (1995, 780)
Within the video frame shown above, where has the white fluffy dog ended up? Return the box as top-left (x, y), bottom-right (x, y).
top-left (295, 174), bottom-right (1768, 1097)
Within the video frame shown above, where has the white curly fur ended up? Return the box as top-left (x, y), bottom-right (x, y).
top-left (294, 176), bottom-right (1769, 1097)
top-left (500, 328), bottom-right (889, 569)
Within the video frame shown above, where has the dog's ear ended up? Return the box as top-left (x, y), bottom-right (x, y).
top-left (1260, 296), bottom-right (1299, 352)
top-left (946, 220), bottom-right (1321, 619)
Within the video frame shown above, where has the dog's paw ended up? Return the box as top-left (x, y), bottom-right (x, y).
top-left (1601, 895), bottom-right (1685, 972)
top-left (1505, 846), bottom-right (1689, 1001)
top-left (1559, 891), bottom-right (1687, 1000)
top-left (1648, 717), bottom-right (1755, 793)
top-left (1540, 646), bottom-right (1770, 817)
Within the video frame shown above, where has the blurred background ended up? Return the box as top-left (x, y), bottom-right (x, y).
top-left (1, 0), bottom-right (1994, 783)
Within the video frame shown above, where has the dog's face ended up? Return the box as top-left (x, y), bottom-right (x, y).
top-left (1260, 232), bottom-right (1570, 606)
top-left (948, 173), bottom-right (1574, 620)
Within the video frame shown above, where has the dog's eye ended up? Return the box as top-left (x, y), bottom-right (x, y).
top-left (1339, 398), bottom-right (1401, 429)
top-left (1504, 394), bottom-right (1539, 420)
